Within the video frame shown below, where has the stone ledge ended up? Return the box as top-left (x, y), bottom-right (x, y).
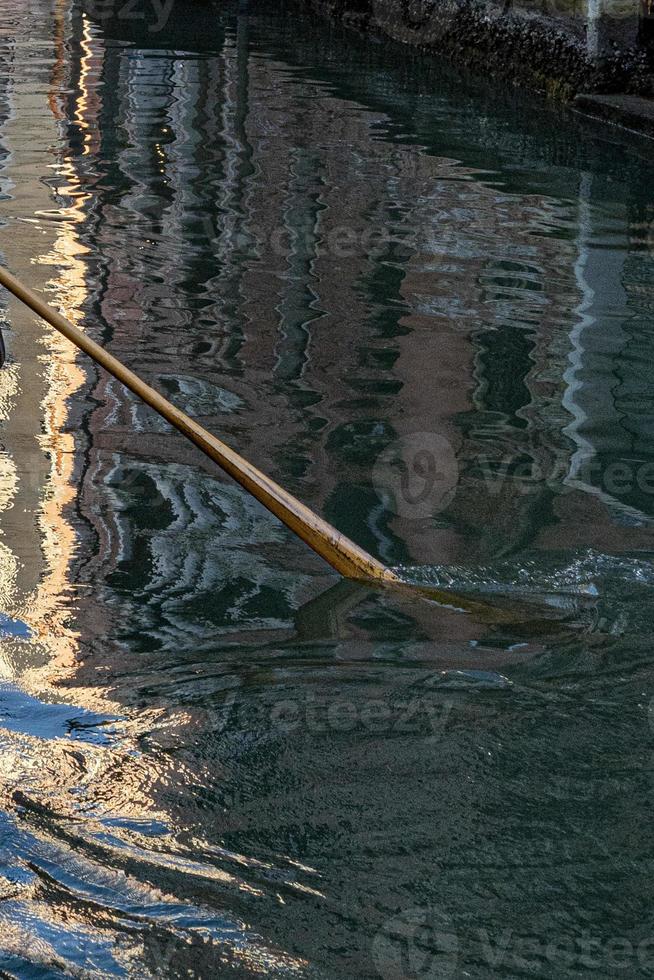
top-left (299, 0), bottom-right (654, 99)
top-left (574, 92), bottom-right (654, 138)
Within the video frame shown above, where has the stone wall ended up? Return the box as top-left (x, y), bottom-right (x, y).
top-left (302, 0), bottom-right (653, 97)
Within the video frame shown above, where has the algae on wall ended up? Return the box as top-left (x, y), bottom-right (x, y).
top-left (306, 0), bottom-right (652, 97)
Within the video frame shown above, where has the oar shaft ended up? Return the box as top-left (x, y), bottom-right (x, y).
top-left (0, 266), bottom-right (399, 584)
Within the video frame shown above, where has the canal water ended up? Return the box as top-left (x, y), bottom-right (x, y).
top-left (0, 0), bottom-right (653, 976)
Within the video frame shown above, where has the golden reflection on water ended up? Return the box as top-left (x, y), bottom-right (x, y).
top-left (0, 20), bottom-right (305, 973)
top-left (0, 0), bottom-right (142, 812)
top-left (17, 7), bottom-right (94, 683)
top-left (29, 176), bottom-right (92, 669)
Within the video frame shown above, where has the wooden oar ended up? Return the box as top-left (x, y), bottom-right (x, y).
top-left (0, 266), bottom-right (559, 625)
top-left (0, 265), bottom-right (400, 584)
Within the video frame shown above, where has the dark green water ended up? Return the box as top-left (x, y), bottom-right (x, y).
top-left (0, 1), bottom-right (653, 976)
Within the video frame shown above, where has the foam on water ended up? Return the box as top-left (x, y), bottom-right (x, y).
top-left (393, 549), bottom-right (654, 598)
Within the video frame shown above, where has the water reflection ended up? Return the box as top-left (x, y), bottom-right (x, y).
top-left (0, 0), bottom-right (651, 975)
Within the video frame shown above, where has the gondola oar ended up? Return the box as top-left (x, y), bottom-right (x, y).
top-left (0, 265), bottom-right (400, 583)
top-left (0, 266), bottom-right (551, 624)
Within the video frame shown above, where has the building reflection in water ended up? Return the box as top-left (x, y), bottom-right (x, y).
top-left (0, 5), bottom-right (315, 974)
top-left (0, 0), bottom-right (650, 762)
top-left (63, 1), bottom-right (654, 617)
top-left (0, 0), bottom-right (651, 973)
